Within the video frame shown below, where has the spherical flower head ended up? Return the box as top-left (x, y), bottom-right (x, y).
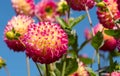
top-left (35, 0), bottom-right (59, 22)
top-left (4, 15), bottom-right (34, 52)
top-left (66, 0), bottom-right (95, 11)
top-left (93, 23), bottom-right (117, 51)
top-left (11, 0), bottom-right (35, 16)
top-left (97, 0), bottom-right (120, 29)
top-left (69, 61), bottom-right (90, 76)
top-left (23, 22), bottom-right (68, 64)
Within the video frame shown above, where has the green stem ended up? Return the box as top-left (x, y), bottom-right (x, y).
top-left (97, 51), bottom-right (100, 76)
top-left (85, 5), bottom-right (94, 36)
top-left (4, 66), bottom-right (10, 76)
top-left (109, 53), bottom-right (113, 72)
top-left (45, 64), bottom-right (50, 76)
top-left (61, 60), bottom-right (66, 76)
top-left (35, 63), bottom-right (43, 76)
top-left (26, 56), bottom-right (30, 76)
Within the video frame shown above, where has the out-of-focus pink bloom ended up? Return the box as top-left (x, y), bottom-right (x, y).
top-left (11, 0), bottom-right (35, 16)
top-left (4, 15), bottom-right (34, 52)
top-left (105, 71), bottom-right (120, 76)
top-left (84, 28), bottom-right (92, 40)
top-left (69, 61), bottom-right (90, 76)
top-left (35, 0), bottom-right (59, 22)
top-left (23, 22), bottom-right (68, 64)
top-left (97, 0), bottom-right (120, 29)
top-left (66, 0), bottom-right (95, 11)
top-left (111, 72), bottom-right (120, 76)
top-left (93, 23), bottom-right (117, 51)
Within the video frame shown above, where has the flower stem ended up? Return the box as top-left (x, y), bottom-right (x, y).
top-left (45, 64), bottom-right (50, 76)
top-left (26, 56), bottom-right (30, 76)
top-left (97, 51), bottom-right (100, 76)
top-left (85, 5), bottom-right (94, 36)
top-left (4, 66), bottom-right (10, 76)
top-left (35, 63), bottom-right (43, 76)
top-left (61, 55), bottom-right (66, 76)
top-left (109, 53), bottom-right (113, 72)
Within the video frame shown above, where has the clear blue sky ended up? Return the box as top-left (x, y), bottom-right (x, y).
top-left (0, 0), bottom-right (106, 76)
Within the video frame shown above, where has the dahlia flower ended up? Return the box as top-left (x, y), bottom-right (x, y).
top-left (69, 61), bottom-right (90, 76)
top-left (23, 22), bottom-right (68, 64)
top-left (97, 0), bottom-right (120, 29)
top-left (4, 15), bottom-right (34, 52)
top-left (35, 0), bottom-right (58, 22)
top-left (93, 23), bottom-right (117, 51)
top-left (11, 0), bottom-right (35, 16)
top-left (66, 0), bottom-right (95, 11)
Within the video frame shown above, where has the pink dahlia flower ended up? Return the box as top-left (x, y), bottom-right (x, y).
top-left (97, 0), bottom-right (120, 29)
top-left (35, 0), bottom-right (58, 22)
top-left (93, 23), bottom-right (117, 51)
top-left (66, 0), bottom-right (95, 11)
top-left (4, 15), bottom-right (34, 52)
top-left (11, 0), bottom-right (35, 16)
top-left (69, 61), bottom-right (90, 76)
top-left (23, 22), bottom-right (68, 64)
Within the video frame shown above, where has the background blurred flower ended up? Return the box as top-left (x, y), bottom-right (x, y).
top-left (11, 0), bottom-right (35, 16)
top-left (23, 22), bottom-right (68, 64)
top-left (69, 61), bottom-right (90, 76)
top-left (97, 0), bottom-right (120, 29)
top-left (66, 0), bottom-right (95, 11)
top-left (35, 0), bottom-right (59, 22)
top-left (93, 23), bottom-right (117, 51)
top-left (4, 15), bottom-right (34, 52)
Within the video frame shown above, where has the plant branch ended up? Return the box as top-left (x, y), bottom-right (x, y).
top-left (35, 63), bottom-right (43, 76)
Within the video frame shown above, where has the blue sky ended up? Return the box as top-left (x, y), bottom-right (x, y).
top-left (0, 0), bottom-right (106, 76)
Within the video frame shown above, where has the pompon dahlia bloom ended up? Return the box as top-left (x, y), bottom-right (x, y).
top-left (4, 15), bottom-right (34, 52)
top-left (23, 22), bottom-right (68, 64)
top-left (69, 61), bottom-right (90, 76)
top-left (11, 0), bottom-right (35, 16)
top-left (97, 0), bottom-right (120, 29)
top-left (35, 0), bottom-right (58, 22)
top-left (94, 23), bottom-right (117, 51)
top-left (66, 0), bottom-right (95, 11)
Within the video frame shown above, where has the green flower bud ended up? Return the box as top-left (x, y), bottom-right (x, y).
top-left (0, 57), bottom-right (6, 69)
top-left (6, 31), bottom-right (15, 40)
top-left (96, 2), bottom-right (106, 8)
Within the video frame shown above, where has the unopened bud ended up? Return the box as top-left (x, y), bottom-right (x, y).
top-left (6, 31), bottom-right (15, 40)
top-left (96, 2), bottom-right (106, 8)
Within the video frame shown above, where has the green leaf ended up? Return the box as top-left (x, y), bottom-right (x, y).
top-left (54, 68), bottom-right (61, 76)
top-left (56, 58), bottom-right (78, 76)
top-left (56, 16), bottom-right (68, 29)
top-left (79, 57), bottom-right (94, 65)
top-left (15, 33), bottom-right (21, 37)
top-left (110, 51), bottom-right (120, 57)
top-left (104, 29), bottom-right (120, 38)
top-left (78, 39), bottom-right (91, 51)
top-left (91, 31), bottom-right (103, 50)
top-left (65, 58), bottom-right (78, 75)
top-left (70, 14), bottom-right (86, 28)
top-left (87, 67), bottom-right (98, 76)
